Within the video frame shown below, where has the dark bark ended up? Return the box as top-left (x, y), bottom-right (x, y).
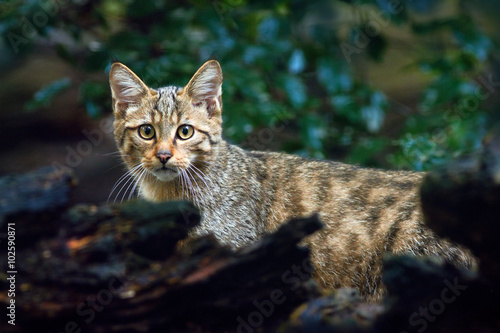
top-left (1, 154), bottom-right (500, 333)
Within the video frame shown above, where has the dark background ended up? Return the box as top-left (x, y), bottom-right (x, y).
top-left (1, 0), bottom-right (499, 204)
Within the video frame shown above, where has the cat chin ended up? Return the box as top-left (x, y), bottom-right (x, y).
top-left (152, 169), bottom-right (179, 182)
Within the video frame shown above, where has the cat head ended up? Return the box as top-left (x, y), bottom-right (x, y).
top-left (109, 60), bottom-right (223, 182)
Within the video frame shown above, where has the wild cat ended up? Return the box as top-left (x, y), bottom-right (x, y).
top-left (109, 60), bottom-right (475, 301)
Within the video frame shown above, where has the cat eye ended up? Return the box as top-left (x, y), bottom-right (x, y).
top-left (177, 125), bottom-right (194, 140)
top-left (138, 124), bottom-right (155, 140)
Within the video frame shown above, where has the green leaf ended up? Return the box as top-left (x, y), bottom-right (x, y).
top-left (25, 77), bottom-right (72, 111)
top-left (288, 49), bottom-right (305, 74)
top-left (79, 81), bottom-right (109, 118)
top-left (361, 105), bottom-right (384, 133)
top-left (54, 43), bottom-right (77, 66)
top-left (257, 16), bottom-right (279, 43)
top-left (453, 27), bottom-right (492, 62)
top-left (79, 81), bottom-right (108, 100)
top-left (299, 113), bottom-right (327, 156)
top-left (361, 91), bottom-right (387, 132)
top-left (282, 75), bottom-right (307, 109)
top-left (347, 137), bottom-right (388, 166)
top-left (85, 100), bottom-right (103, 119)
top-left (317, 58), bottom-right (352, 94)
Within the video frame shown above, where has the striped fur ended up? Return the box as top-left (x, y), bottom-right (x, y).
top-left (109, 61), bottom-right (476, 301)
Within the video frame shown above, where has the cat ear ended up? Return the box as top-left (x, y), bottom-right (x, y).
top-left (184, 60), bottom-right (223, 116)
top-left (109, 63), bottom-right (149, 114)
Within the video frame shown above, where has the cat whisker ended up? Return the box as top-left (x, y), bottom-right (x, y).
top-left (180, 170), bottom-right (188, 199)
top-left (181, 170), bottom-right (190, 201)
top-left (178, 170), bottom-right (184, 198)
top-left (189, 172), bottom-right (203, 210)
top-left (121, 165), bottom-right (149, 203)
top-left (137, 169), bottom-right (152, 198)
top-left (128, 167), bottom-right (148, 201)
top-left (187, 167), bottom-right (210, 209)
top-left (107, 163), bottom-right (143, 203)
top-left (105, 163), bottom-right (130, 173)
top-left (189, 164), bottom-right (216, 200)
top-left (185, 167), bottom-right (204, 211)
top-left (181, 169), bottom-right (190, 200)
top-left (128, 176), bottom-right (140, 201)
top-left (180, 170), bottom-right (186, 200)
top-left (114, 164), bottom-right (144, 203)
top-left (101, 151), bottom-right (129, 157)
top-left (121, 172), bottom-right (138, 203)
top-left (138, 168), bottom-right (150, 196)
top-left (183, 169), bottom-right (197, 208)
top-left (115, 169), bottom-right (140, 203)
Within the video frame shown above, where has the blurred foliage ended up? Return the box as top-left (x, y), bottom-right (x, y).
top-left (24, 76), bottom-right (72, 111)
top-left (1, 0), bottom-right (498, 170)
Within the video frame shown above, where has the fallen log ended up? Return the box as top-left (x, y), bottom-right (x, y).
top-left (1, 194), bottom-right (322, 332)
top-left (0, 166), bottom-right (76, 218)
top-left (0, 166), bottom-right (76, 247)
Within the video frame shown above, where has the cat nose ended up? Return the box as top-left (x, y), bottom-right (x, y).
top-left (156, 150), bottom-right (172, 164)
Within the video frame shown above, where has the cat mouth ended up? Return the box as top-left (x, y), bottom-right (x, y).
top-left (157, 166), bottom-right (177, 173)
top-left (152, 166), bottom-right (179, 182)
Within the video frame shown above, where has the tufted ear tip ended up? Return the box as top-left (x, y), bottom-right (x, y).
top-left (185, 61), bottom-right (222, 100)
top-left (183, 60), bottom-right (223, 116)
top-left (109, 63), bottom-right (148, 105)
